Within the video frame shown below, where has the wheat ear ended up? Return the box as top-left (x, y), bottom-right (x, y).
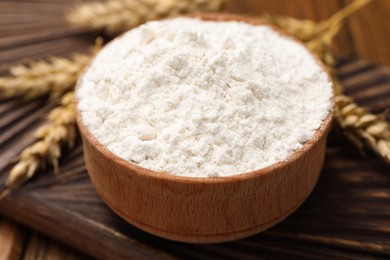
top-left (0, 92), bottom-right (76, 200)
top-left (264, 0), bottom-right (390, 162)
top-left (306, 0), bottom-right (390, 162)
top-left (0, 39), bottom-right (103, 200)
top-left (335, 95), bottom-right (390, 162)
top-left (66, 0), bottom-right (230, 35)
top-left (0, 54), bottom-right (89, 101)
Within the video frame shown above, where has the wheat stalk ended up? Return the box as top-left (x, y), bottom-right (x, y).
top-left (0, 54), bottom-right (90, 101)
top-left (264, 0), bottom-right (390, 163)
top-left (305, 0), bottom-right (390, 163)
top-left (262, 0), bottom-right (372, 44)
top-left (307, 0), bottom-right (373, 56)
top-left (0, 92), bottom-right (77, 200)
top-left (66, 0), bottom-right (230, 35)
top-left (263, 0), bottom-right (373, 67)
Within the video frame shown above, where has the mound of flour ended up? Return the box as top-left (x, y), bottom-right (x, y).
top-left (77, 17), bottom-right (332, 177)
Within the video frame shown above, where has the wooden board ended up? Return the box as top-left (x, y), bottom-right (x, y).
top-left (1, 0), bottom-right (390, 259)
top-left (0, 59), bottom-right (390, 260)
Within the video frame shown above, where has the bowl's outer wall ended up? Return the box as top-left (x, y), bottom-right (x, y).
top-left (77, 13), bottom-right (334, 243)
top-left (81, 126), bottom-right (328, 243)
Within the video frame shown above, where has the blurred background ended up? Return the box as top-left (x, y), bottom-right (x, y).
top-left (226, 0), bottom-right (390, 66)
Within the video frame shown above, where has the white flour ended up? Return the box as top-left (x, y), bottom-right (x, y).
top-left (77, 17), bottom-right (333, 177)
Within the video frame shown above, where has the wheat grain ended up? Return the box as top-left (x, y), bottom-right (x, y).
top-left (0, 92), bottom-right (76, 200)
top-left (0, 38), bottom-right (103, 101)
top-left (66, 0), bottom-right (229, 35)
top-left (335, 95), bottom-right (390, 163)
top-left (0, 54), bottom-right (89, 101)
top-left (0, 39), bottom-right (103, 200)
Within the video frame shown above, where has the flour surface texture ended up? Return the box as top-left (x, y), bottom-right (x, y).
top-left (77, 18), bottom-right (333, 177)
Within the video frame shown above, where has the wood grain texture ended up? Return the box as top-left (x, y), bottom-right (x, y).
top-left (345, 0), bottom-right (390, 66)
top-left (0, 218), bottom-right (26, 260)
top-left (80, 108), bottom-right (330, 243)
top-left (22, 232), bottom-right (91, 260)
top-left (0, 0), bottom-right (390, 259)
top-left (0, 60), bottom-right (389, 260)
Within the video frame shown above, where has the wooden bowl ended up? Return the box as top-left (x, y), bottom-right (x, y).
top-left (75, 13), bottom-right (334, 243)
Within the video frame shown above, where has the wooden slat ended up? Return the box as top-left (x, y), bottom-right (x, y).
top-left (0, 218), bottom-right (27, 260)
top-left (0, 58), bottom-right (389, 260)
top-left (22, 232), bottom-right (91, 260)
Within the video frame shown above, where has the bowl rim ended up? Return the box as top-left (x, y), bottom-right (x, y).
top-left (74, 12), bottom-right (335, 184)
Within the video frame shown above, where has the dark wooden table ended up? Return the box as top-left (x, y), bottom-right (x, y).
top-left (0, 0), bottom-right (390, 259)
